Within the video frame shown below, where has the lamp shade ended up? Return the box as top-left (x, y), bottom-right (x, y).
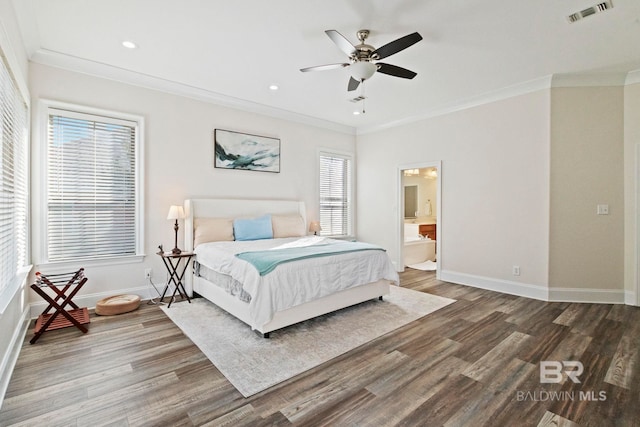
top-left (350, 61), bottom-right (377, 81)
top-left (167, 205), bottom-right (185, 220)
top-left (308, 221), bottom-right (322, 233)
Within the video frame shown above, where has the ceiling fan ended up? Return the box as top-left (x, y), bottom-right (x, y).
top-left (300, 29), bottom-right (422, 91)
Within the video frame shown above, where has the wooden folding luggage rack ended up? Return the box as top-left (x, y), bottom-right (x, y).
top-left (30, 268), bottom-right (90, 344)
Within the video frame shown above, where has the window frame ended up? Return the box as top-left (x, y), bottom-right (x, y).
top-left (37, 100), bottom-right (145, 268)
top-left (317, 148), bottom-right (355, 239)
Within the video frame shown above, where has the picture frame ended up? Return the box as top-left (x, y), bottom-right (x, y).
top-left (214, 129), bottom-right (280, 173)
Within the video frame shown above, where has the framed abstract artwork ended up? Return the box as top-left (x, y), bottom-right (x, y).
top-left (214, 129), bottom-right (280, 173)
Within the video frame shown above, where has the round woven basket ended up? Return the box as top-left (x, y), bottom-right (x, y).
top-left (95, 294), bottom-right (141, 316)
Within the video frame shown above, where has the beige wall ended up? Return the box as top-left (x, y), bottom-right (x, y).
top-left (28, 62), bottom-right (355, 305)
top-left (549, 87), bottom-right (624, 291)
top-left (357, 90), bottom-right (551, 288)
top-left (624, 82), bottom-right (640, 302)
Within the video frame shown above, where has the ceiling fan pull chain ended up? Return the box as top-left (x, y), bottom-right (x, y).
top-left (362, 81), bottom-right (366, 114)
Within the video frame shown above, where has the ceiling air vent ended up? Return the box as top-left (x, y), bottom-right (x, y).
top-left (567, 0), bottom-right (613, 23)
top-left (350, 95), bottom-right (366, 103)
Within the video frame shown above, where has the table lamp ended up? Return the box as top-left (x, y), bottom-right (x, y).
top-left (167, 205), bottom-right (185, 254)
top-left (309, 221), bottom-right (322, 236)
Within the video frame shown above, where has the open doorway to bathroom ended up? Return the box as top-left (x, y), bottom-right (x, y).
top-left (398, 162), bottom-right (441, 278)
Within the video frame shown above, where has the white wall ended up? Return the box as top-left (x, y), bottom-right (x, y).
top-left (28, 62), bottom-right (355, 307)
top-left (358, 84), bottom-right (630, 302)
top-left (0, 0), bottom-right (31, 405)
top-left (357, 91), bottom-right (551, 292)
top-left (0, 0), bottom-right (27, 85)
top-left (624, 80), bottom-right (640, 304)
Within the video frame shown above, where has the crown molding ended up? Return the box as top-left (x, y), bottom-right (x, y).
top-left (551, 72), bottom-right (628, 88)
top-left (357, 75), bottom-right (553, 135)
top-left (626, 69), bottom-right (640, 86)
top-left (30, 48), bottom-right (356, 136)
top-left (358, 71), bottom-right (637, 135)
top-left (29, 47), bottom-right (640, 137)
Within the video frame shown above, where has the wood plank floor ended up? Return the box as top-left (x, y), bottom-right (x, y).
top-left (2, 270), bottom-right (639, 426)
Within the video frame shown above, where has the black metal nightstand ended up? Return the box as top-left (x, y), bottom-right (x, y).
top-left (157, 251), bottom-right (194, 308)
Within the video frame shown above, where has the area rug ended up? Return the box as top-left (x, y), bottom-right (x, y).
top-left (160, 286), bottom-right (455, 397)
top-left (407, 260), bottom-right (438, 271)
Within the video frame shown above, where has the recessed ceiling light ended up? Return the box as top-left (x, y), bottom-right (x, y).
top-left (269, 84), bottom-right (279, 91)
top-left (122, 41), bottom-right (137, 49)
top-left (353, 111), bottom-right (361, 115)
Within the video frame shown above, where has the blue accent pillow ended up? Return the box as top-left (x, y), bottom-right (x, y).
top-left (233, 214), bottom-right (273, 241)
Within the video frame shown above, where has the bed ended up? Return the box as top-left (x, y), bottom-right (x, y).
top-left (183, 198), bottom-right (399, 337)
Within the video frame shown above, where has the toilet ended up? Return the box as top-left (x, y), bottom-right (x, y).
top-left (403, 223), bottom-right (436, 266)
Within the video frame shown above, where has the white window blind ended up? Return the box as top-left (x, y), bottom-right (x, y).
top-left (46, 109), bottom-right (139, 262)
top-left (0, 50), bottom-right (28, 296)
top-left (319, 152), bottom-right (352, 237)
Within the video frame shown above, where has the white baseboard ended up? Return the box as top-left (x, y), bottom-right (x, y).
top-left (440, 270), bottom-right (549, 301)
top-left (0, 306), bottom-right (30, 409)
top-left (440, 270), bottom-right (628, 304)
top-left (625, 290), bottom-right (638, 306)
top-left (28, 283), bottom-right (168, 319)
top-left (548, 287), bottom-right (626, 304)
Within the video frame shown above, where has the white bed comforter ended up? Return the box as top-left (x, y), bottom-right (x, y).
top-left (194, 237), bottom-right (399, 329)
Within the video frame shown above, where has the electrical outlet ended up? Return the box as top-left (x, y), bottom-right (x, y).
top-left (512, 266), bottom-right (521, 276)
top-left (144, 268), bottom-right (152, 279)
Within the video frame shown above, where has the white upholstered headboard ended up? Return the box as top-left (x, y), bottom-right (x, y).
top-left (183, 198), bottom-right (306, 251)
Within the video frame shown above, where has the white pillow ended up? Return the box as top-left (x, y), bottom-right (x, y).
top-left (194, 217), bottom-right (234, 247)
top-left (271, 214), bottom-right (306, 238)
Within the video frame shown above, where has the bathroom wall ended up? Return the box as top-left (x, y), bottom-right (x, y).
top-left (403, 173), bottom-right (437, 220)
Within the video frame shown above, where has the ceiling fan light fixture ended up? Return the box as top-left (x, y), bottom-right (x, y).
top-left (301, 28), bottom-right (422, 99)
top-left (350, 61), bottom-right (377, 81)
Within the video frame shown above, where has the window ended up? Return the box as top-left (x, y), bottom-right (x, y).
top-left (319, 151), bottom-right (353, 237)
top-left (0, 50), bottom-right (29, 298)
top-left (44, 103), bottom-right (143, 263)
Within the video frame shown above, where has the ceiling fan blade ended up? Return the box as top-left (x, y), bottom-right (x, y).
top-left (376, 63), bottom-right (417, 79)
top-left (300, 63), bottom-right (350, 72)
top-left (372, 32), bottom-right (422, 60)
top-left (348, 77), bottom-right (361, 91)
top-left (325, 30), bottom-right (357, 56)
